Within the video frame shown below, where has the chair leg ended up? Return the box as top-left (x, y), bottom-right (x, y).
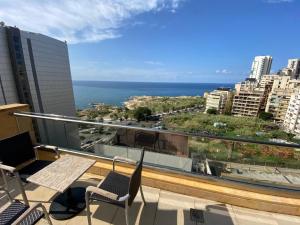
top-left (85, 192), bottom-right (92, 225)
top-left (39, 204), bottom-right (53, 225)
top-left (140, 185), bottom-right (146, 205)
top-left (125, 200), bottom-right (130, 225)
top-left (14, 172), bottom-right (29, 206)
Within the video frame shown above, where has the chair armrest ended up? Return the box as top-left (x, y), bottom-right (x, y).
top-left (0, 186), bottom-right (12, 202)
top-left (86, 186), bottom-right (119, 201)
top-left (34, 145), bottom-right (60, 158)
top-left (118, 194), bottom-right (130, 202)
top-left (113, 156), bottom-right (136, 171)
top-left (12, 202), bottom-right (52, 225)
top-left (86, 186), bottom-right (130, 202)
top-left (0, 163), bottom-right (16, 173)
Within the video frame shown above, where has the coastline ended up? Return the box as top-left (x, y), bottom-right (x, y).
top-left (73, 80), bottom-right (234, 109)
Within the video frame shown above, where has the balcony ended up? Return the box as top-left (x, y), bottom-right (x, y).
top-left (2, 172), bottom-right (300, 225)
top-left (1, 104), bottom-right (300, 224)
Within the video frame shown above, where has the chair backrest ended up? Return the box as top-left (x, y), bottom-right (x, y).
top-left (0, 132), bottom-right (35, 167)
top-left (0, 162), bottom-right (29, 205)
top-left (128, 148), bottom-right (145, 206)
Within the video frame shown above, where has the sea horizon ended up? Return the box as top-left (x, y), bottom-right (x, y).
top-left (73, 80), bottom-right (234, 109)
top-left (72, 79), bottom-right (237, 85)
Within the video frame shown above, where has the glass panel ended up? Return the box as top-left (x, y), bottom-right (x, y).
top-left (18, 113), bottom-right (300, 190)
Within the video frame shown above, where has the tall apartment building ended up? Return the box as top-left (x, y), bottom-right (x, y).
top-left (265, 76), bottom-right (300, 123)
top-left (287, 59), bottom-right (300, 79)
top-left (259, 74), bottom-right (279, 89)
top-left (249, 56), bottom-right (272, 81)
top-left (283, 88), bottom-right (300, 136)
top-left (235, 78), bottom-right (258, 95)
top-left (0, 25), bottom-right (79, 149)
top-left (232, 79), bottom-right (267, 117)
top-left (232, 89), bottom-right (266, 117)
top-left (279, 67), bottom-right (293, 77)
top-left (205, 88), bottom-right (231, 114)
top-left (279, 59), bottom-right (300, 79)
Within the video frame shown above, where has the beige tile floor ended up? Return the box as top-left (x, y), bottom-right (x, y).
top-left (1, 173), bottom-right (300, 225)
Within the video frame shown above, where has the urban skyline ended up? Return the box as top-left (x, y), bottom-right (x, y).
top-left (204, 56), bottom-right (300, 137)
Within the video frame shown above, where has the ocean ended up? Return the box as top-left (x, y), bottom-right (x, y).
top-left (73, 80), bottom-right (234, 109)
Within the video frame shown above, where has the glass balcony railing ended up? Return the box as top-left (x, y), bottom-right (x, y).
top-left (14, 111), bottom-right (300, 191)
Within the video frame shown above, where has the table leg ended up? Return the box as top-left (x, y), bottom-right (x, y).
top-left (49, 187), bottom-right (86, 220)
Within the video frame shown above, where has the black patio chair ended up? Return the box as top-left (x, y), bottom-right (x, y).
top-left (85, 148), bottom-right (146, 225)
top-left (0, 164), bottom-right (52, 225)
top-left (0, 132), bottom-right (59, 182)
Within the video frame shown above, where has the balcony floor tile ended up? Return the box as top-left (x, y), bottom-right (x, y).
top-left (232, 206), bottom-right (279, 225)
top-left (154, 190), bottom-right (196, 225)
top-left (272, 213), bottom-right (300, 225)
top-left (195, 199), bottom-right (238, 225)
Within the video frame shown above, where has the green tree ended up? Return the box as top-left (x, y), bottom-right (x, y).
top-left (162, 105), bottom-right (169, 112)
top-left (207, 108), bottom-right (218, 115)
top-left (133, 107), bottom-right (152, 121)
top-left (224, 92), bottom-right (234, 115)
top-left (110, 113), bottom-right (118, 120)
top-left (87, 111), bottom-right (98, 120)
top-left (259, 112), bottom-right (273, 121)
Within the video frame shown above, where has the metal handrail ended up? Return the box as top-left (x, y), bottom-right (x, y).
top-left (13, 111), bottom-right (300, 148)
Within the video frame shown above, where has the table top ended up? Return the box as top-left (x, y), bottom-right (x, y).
top-left (27, 155), bottom-right (95, 193)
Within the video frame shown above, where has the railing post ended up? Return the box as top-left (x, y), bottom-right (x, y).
top-left (63, 122), bottom-right (69, 147)
top-left (15, 116), bottom-right (21, 133)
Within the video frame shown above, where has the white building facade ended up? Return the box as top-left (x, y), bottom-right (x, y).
top-left (283, 89), bottom-right (300, 136)
top-left (265, 76), bottom-right (300, 123)
top-left (205, 89), bottom-right (231, 114)
top-left (287, 59), bottom-right (300, 79)
top-left (0, 25), bottom-right (79, 148)
top-left (249, 56), bottom-right (273, 81)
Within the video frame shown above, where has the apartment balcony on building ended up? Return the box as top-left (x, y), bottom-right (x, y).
top-left (0, 104), bottom-right (300, 225)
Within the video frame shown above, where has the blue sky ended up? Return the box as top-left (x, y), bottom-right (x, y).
top-left (1, 0), bottom-right (299, 83)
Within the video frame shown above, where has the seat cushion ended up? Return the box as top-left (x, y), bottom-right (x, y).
top-left (90, 171), bottom-right (130, 208)
top-left (18, 160), bottom-right (52, 182)
top-left (19, 207), bottom-right (44, 225)
top-left (0, 200), bottom-right (28, 225)
top-left (0, 200), bottom-right (44, 225)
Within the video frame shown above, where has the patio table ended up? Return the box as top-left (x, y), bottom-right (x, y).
top-left (27, 154), bottom-right (95, 220)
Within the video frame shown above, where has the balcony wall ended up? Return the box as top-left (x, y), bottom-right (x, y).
top-left (0, 103), bottom-right (36, 141)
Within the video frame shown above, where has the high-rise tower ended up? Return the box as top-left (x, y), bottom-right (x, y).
top-left (0, 25), bottom-right (79, 148)
top-left (249, 56), bottom-right (273, 81)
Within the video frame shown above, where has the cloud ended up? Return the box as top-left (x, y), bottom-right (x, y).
top-left (144, 60), bottom-right (164, 66)
top-left (72, 66), bottom-right (180, 82)
top-left (71, 61), bottom-right (242, 83)
top-left (72, 66), bottom-right (241, 83)
top-left (0, 0), bottom-right (184, 44)
top-left (264, 0), bottom-right (293, 3)
top-left (215, 69), bottom-right (232, 74)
